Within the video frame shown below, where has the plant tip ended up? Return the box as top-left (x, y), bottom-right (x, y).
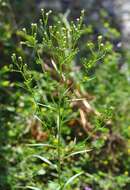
top-left (18, 56), bottom-right (22, 61)
top-left (98, 35), bottom-right (103, 40)
top-left (22, 28), bottom-right (26, 32)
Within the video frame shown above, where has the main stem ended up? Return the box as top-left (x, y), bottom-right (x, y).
top-left (57, 96), bottom-right (62, 186)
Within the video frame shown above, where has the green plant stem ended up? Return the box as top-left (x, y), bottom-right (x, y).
top-left (57, 95), bottom-right (62, 186)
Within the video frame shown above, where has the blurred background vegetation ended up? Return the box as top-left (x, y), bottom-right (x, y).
top-left (0, 0), bottom-right (130, 190)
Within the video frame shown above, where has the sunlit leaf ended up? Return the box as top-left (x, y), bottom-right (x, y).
top-left (26, 186), bottom-right (41, 190)
top-left (33, 155), bottom-right (57, 169)
top-left (62, 172), bottom-right (83, 189)
top-left (65, 149), bottom-right (92, 158)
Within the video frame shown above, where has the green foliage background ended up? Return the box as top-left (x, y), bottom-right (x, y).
top-left (0, 0), bottom-right (130, 190)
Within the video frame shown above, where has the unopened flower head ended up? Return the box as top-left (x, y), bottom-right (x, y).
top-left (98, 35), bottom-right (103, 40)
top-left (22, 28), bottom-right (26, 32)
top-left (46, 10), bottom-right (52, 16)
top-left (31, 23), bottom-right (37, 27)
top-left (81, 9), bottom-right (85, 14)
top-left (18, 56), bottom-right (22, 62)
top-left (100, 43), bottom-right (104, 47)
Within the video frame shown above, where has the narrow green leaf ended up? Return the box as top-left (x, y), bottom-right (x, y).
top-left (27, 143), bottom-right (55, 148)
top-left (33, 155), bottom-right (57, 169)
top-left (62, 172), bottom-right (83, 189)
top-left (37, 102), bottom-right (55, 110)
top-left (65, 149), bottom-right (92, 158)
top-left (33, 115), bottom-right (43, 123)
top-left (26, 186), bottom-right (41, 190)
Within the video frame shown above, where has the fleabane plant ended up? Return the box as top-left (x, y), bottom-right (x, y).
top-left (12, 9), bottom-right (107, 190)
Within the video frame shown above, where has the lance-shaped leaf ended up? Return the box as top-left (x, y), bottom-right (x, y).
top-left (62, 172), bottom-right (84, 190)
top-left (33, 155), bottom-right (57, 169)
top-left (65, 149), bottom-right (92, 158)
top-left (27, 143), bottom-right (55, 148)
top-left (26, 186), bottom-right (41, 190)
